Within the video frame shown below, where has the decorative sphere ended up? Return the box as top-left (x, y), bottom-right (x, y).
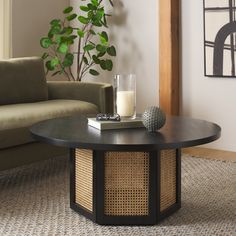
top-left (142, 106), bottom-right (166, 132)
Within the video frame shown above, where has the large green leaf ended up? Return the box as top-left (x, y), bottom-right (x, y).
top-left (51, 57), bottom-right (60, 67)
top-left (63, 6), bottom-right (73, 14)
top-left (92, 21), bottom-right (102, 27)
top-left (67, 35), bottom-right (77, 45)
top-left (69, 35), bottom-right (77, 40)
top-left (89, 69), bottom-right (99, 76)
top-left (97, 51), bottom-right (106, 57)
top-left (63, 53), bottom-right (74, 67)
top-left (77, 29), bottom-right (85, 38)
top-left (66, 39), bottom-right (73, 45)
top-left (87, 11), bottom-right (94, 19)
top-left (65, 27), bottom-right (73, 35)
top-left (60, 36), bottom-right (68, 43)
top-left (96, 44), bottom-right (107, 53)
top-left (99, 36), bottom-right (107, 45)
top-left (57, 43), bottom-right (68, 54)
top-left (59, 36), bottom-right (70, 44)
top-left (105, 59), bottom-right (113, 71)
top-left (83, 56), bottom-right (89, 65)
top-left (92, 55), bottom-right (100, 64)
top-left (99, 31), bottom-right (108, 45)
top-left (55, 35), bottom-right (62, 44)
top-left (93, 8), bottom-right (104, 21)
top-left (101, 31), bottom-right (108, 41)
top-left (50, 19), bottom-right (61, 26)
top-left (91, 0), bottom-right (99, 7)
top-left (99, 60), bottom-right (106, 70)
top-left (78, 16), bottom-right (90, 24)
top-left (50, 25), bottom-right (61, 34)
top-left (87, 3), bottom-right (97, 10)
top-left (84, 44), bottom-right (95, 51)
top-left (107, 46), bottom-right (116, 56)
top-left (40, 37), bottom-right (52, 48)
top-left (46, 60), bottom-right (55, 71)
top-left (66, 14), bottom-right (77, 21)
top-left (80, 6), bottom-right (90, 12)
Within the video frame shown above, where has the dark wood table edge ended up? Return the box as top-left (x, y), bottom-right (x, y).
top-left (30, 130), bottom-right (221, 151)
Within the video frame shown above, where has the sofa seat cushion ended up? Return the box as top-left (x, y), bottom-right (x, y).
top-left (0, 99), bottom-right (98, 149)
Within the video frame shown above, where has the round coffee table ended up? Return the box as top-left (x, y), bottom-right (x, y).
top-left (30, 115), bottom-right (221, 225)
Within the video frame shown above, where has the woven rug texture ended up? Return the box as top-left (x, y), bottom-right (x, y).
top-left (0, 155), bottom-right (235, 236)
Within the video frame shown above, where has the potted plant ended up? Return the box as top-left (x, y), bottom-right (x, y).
top-left (40, 0), bottom-right (116, 81)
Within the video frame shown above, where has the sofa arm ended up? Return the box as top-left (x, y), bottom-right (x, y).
top-left (47, 81), bottom-right (113, 113)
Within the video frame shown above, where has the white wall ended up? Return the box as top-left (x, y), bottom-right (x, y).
top-left (0, 0), bottom-right (12, 59)
top-left (70, 0), bottom-right (158, 113)
top-left (182, 0), bottom-right (236, 151)
top-left (12, 0), bottom-right (69, 58)
top-left (107, 0), bottom-right (158, 113)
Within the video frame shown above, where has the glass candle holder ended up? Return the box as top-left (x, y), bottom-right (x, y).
top-left (114, 74), bottom-right (136, 119)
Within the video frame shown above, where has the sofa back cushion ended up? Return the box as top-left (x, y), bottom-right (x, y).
top-left (0, 57), bottom-right (48, 105)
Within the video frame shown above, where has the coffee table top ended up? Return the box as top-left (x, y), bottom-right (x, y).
top-left (30, 115), bottom-right (221, 151)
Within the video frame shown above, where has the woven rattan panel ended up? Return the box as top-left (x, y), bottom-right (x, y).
top-left (104, 152), bottom-right (149, 216)
top-left (160, 149), bottom-right (177, 212)
top-left (75, 149), bottom-right (93, 212)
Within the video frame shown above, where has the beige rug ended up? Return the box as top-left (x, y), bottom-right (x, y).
top-left (0, 155), bottom-right (235, 236)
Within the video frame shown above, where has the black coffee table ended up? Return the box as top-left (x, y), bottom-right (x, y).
top-left (30, 115), bottom-right (221, 225)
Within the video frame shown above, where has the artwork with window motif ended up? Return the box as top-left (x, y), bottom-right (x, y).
top-left (204, 0), bottom-right (236, 77)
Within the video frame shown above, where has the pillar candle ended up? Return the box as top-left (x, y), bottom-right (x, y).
top-left (117, 91), bottom-right (135, 117)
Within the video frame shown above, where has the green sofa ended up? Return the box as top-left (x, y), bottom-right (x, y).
top-left (0, 57), bottom-right (113, 171)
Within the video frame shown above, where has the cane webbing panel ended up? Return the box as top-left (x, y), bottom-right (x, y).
top-left (75, 149), bottom-right (93, 212)
top-left (160, 149), bottom-right (177, 212)
top-left (104, 152), bottom-right (149, 216)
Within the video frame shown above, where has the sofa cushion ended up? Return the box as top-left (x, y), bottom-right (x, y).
top-left (0, 99), bottom-right (98, 149)
top-left (0, 57), bottom-right (48, 105)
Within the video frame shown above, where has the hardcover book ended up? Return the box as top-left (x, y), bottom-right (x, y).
top-left (87, 116), bottom-right (144, 130)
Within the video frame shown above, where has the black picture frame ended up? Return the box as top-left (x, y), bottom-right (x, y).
top-left (203, 0), bottom-right (236, 78)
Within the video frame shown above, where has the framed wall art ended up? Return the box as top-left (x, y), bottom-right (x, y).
top-left (204, 0), bottom-right (236, 77)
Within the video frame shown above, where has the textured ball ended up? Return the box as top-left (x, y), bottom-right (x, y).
top-left (142, 106), bottom-right (166, 132)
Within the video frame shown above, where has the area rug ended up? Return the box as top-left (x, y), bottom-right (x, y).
top-left (0, 155), bottom-right (235, 236)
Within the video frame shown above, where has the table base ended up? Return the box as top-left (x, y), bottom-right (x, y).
top-left (70, 149), bottom-right (181, 225)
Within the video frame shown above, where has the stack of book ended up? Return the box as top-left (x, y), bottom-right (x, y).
top-left (87, 116), bottom-right (144, 130)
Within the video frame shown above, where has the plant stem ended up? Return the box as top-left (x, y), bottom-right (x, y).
top-left (77, 25), bottom-right (87, 80)
top-left (77, 24), bottom-right (93, 80)
top-left (69, 66), bottom-right (75, 81)
top-left (80, 61), bottom-right (95, 79)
